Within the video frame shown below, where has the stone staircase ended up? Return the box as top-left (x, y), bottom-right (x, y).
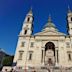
top-left (1, 68), bottom-right (72, 72)
top-left (16, 68), bottom-right (72, 72)
top-left (2, 65), bottom-right (72, 72)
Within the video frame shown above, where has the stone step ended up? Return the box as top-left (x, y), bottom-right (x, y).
top-left (15, 68), bottom-right (72, 72)
top-left (3, 69), bottom-right (72, 72)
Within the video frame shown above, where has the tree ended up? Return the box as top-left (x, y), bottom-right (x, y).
top-left (2, 56), bottom-right (14, 66)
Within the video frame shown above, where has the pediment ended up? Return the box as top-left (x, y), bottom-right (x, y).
top-left (34, 30), bottom-right (66, 36)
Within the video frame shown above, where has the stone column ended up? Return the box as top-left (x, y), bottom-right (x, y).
top-left (43, 49), bottom-right (45, 65)
top-left (55, 49), bottom-right (59, 66)
top-left (41, 47), bottom-right (45, 65)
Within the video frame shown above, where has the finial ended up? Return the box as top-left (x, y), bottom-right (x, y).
top-left (29, 7), bottom-right (32, 14)
top-left (48, 14), bottom-right (52, 22)
top-left (27, 7), bottom-right (33, 15)
top-left (30, 6), bottom-right (32, 10)
top-left (68, 5), bottom-right (71, 13)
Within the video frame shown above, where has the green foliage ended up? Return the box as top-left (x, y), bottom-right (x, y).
top-left (2, 56), bottom-right (14, 66)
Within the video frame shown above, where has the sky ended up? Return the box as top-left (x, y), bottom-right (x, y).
top-left (0, 0), bottom-right (72, 55)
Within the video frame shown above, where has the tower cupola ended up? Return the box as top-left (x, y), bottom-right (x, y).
top-left (20, 8), bottom-right (34, 36)
top-left (67, 6), bottom-right (72, 35)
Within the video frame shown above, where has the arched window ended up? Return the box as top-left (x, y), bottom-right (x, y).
top-left (71, 17), bottom-right (72, 21)
top-left (24, 30), bottom-right (27, 34)
top-left (27, 17), bottom-right (30, 22)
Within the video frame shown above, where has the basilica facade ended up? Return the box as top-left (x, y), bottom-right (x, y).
top-left (13, 8), bottom-right (72, 69)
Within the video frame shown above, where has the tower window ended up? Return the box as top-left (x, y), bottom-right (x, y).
top-left (30, 42), bottom-right (34, 47)
top-left (29, 53), bottom-right (32, 60)
top-left (71, 17), bottom-right (72, 21)
top-left (21, 42), bottom-right (25, 47)
top-left (68, 53), bottom-right (71, 61)
top-left (18, 51), bottom-right (24, 60)
top-left (28, 51), bottom-right (33, 60)
top-left (24, 30), bottom-right (27, 34)
top-left (27, 17), bottom-right (30, 22)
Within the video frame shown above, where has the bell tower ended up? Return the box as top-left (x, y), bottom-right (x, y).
top-left (67, 6), bottom-right (72, 35)
top-left (20, 8), bottom-right (34, 36)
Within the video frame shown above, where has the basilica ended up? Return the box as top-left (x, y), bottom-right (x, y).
top-left (13, 7), bottom-right (72, 70)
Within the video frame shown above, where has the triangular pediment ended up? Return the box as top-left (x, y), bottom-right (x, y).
top-left (34, 30), bottom-right (66, 36)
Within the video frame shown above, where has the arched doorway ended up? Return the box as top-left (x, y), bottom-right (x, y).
top-left (45, 42), bottom-right (55, 66)
top-left (45, 42), bottom-right (55, 56)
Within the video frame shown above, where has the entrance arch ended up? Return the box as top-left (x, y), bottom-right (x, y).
top-left (45, 42), bottom-right (55, 66)
top-left (45, 42), bottom-right (55, 56)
